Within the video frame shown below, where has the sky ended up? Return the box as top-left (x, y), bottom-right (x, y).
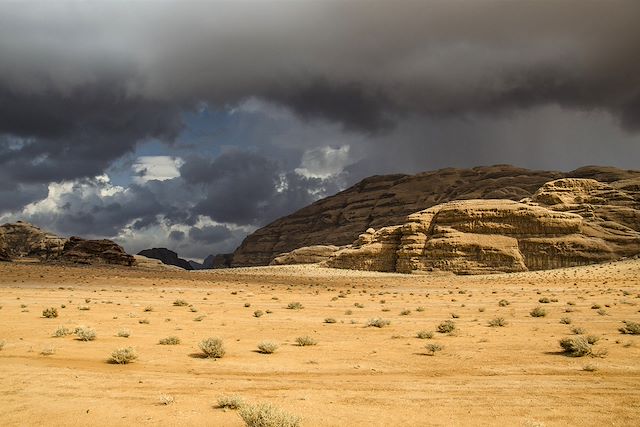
top-left (1, 0), bottom-right (640, 261)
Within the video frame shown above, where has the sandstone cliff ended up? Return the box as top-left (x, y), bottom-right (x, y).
top-left (232, 165), bottom-right (640, 266)
top-left (325, 178), bottom-right (640, 274)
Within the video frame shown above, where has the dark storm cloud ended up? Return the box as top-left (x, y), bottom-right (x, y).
top-left (168, 230), bottom-right (185, 242)
top-left (188, 225), bottom-right (232, 244)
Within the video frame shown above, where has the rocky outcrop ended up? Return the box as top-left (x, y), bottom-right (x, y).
top-left (270, 245), bottom-right (341, 265)
top-left (61, 237), bottom-right (135, 266)
top-left (209, 253), bottom-right (233, 269)
top-left (325, 178), bottom-right (640, 274)
top-left (232, 165), bottom-right (640, 266)
top-left (0, 221), bottom-right (67, 260)
top-left (0, 221), bottom-right (136, 266)
top-left (0, 247), bottom-right (10, 262)
top-left (134, 255), bottom-right (184, 270)
top-left (137, 248), bottom-right (193, 270)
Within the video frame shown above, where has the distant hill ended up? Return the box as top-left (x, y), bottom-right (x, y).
top-left (137, 248), bottom-right (192, 270)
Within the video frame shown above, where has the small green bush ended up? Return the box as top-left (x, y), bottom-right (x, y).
top-left (366, 318), bottom-right (390, 328)
top-left (42, 307), bottom-right (58, 318)
top-left (257, 341), bottom-right (279, 354)
top-left (173, 299), bottom-right (189, 307)
top-left (324, 317), bottom-right (337, 324)
top-left (286, 302), bottom-right (303, 310)
top-left (498, 299), bottom-right (510, 307)
top-left (425, 343), bottom-right (444, 355)
top-left (217, 394), bottom-right (245, 409)
top-left (295, 336), bottom-right (317, 346)
top-left (488, 317), bottom-right (506, 327)
top-left (158, 336), bottom-right (180, 345)
top-left (619, 321), bottom-right (640, 335)
top-left (416, 330), bottom-right (434, 339)
top-left (253, 310), bottom-right (264, 318)
top-left (199, 337), bottom-right (225, 358)
top-left (530, 306), bottom-right (547, 317)
top-left (75, 327), bottom-right (96, 341)
top-left (559, 336), bottom-right (592, 357)
top-left (538, 297), bottom-right (551, 303)
top-left (571, 326), bottom-right (586, 335)
top-left (53, 326), bottom-right (71, 337)
top-left (437, 320), bottom-right (456, 333)
top-left (559, 317), bottom-right (572, 325)
top-left (117, 329), bottom-right (130, 338)
top-left (110, 347), bottom-right (138, 364)
top-left (400, 309), bottom-right (411, 316)
top-left (238, 402), bottom-right (301, 427)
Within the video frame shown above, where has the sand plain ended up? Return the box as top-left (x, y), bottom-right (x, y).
top-left (0, 260), bottom-right (639, 426)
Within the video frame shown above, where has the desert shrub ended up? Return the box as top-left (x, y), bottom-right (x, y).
top-left (559, 336), bottom-right (592, 357)
top-left (344, 310), bottom-right (353, 315)
top-left (110, 347), bottom-right (138, 364)
top-left (324, 317), bottom-right (337, 324)
top-left (41, 345), bottom-right (56, 356)
top-left (159, 336), bottom-right (180, 345)
top-left (488, 317), bottom-right (507, 327)
top-left (173, 299), bottom-right (189, 307)
top-left (53, 326), bottom-right (71, 337)
top-left (78, 305), bottom-right (90, 311)
top-left (366, 318), bottom-right (390, 328)
top-left (582, 364), bottom-right (598, 372)
top-left (159, 394), bottom-right (175, 405)
top-left (425, 343), bottom-right (444, 355)
top-left (75, 327), bottom-right (96, 341)
top-left (416, 330), bottom-right (434, 339)
top-left (193, 315), bottom-right (205, 322)
top-left (286, 302), bottom-right (303, 310)
top-left (138, 318), bottom-right (150, 324)
top-left (478, 307), bottom-right (486, 313)
top-left (117, 329), bottom-right (130, 338)
top-left (530, 306), bottom-right (547, 317)
top-left (144, 306), bottom-right (153, 312)
top-left (591, 304), bottom-right (601, 309)
top-left (571, 326), bottom-right (586, 335)
top-left (437, 320), bottom-right (456, 333)
top-left (498, 299), bottom-right (510, 307)
top-left (253, 310), bottom-right (264, 318)
top-left (450, 313), bottom-right (460, 319)
top-left (238, 402), bottom-right (301, 427)
top-left (586, 335), bottom-right (600, 345)
top-left (257, 341), bottom-right (279, 354)
top-left (354, 303), bottom-right (364, 308)
top-left (559, 317), bottom-right (572, 325)
top-left (538, 297), bottom-right (551, 303)
top-left (619, 321), bottom-right (640, 335)
top-left (199, 337), bottom-right (225, 358)
top-left (295, 336), bottom-right (317, 346)
top-left (0, 340), bottom-right (5, 350)
top-left (416, 306), bottom-right (425, 312)
top-left (217, 394), bottom-right (245, 409)
top-left (42, 307), bottom-right (58, 318)
top-left (597, 309), bottom-right (608, 316)
top-left (400, 309), bottom-right (411, 316)
top-left (244, 303), bottom-right (251, 308)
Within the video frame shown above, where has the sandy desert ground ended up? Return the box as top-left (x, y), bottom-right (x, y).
top-left (1, 260), bottom-right (639, 426)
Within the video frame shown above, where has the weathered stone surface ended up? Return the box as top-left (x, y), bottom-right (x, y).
top-left (325, 178), bottom-right (640, 274)
top-left (137, 248), bottom-right (193, 270)
top-left (0, 247), bottom-right (10, 262)
top-left (0, 221), bottom-right (67, 260)
top-left (61, 237), bottom-right (135, 266)
top-left (270, 245), bottom-right (341, 265)
top-left (232, 165), bottom-right (640, 266)
top-left (209, 253), bottom-right (233, 269)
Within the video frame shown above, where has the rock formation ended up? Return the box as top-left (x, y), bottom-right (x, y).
top-left (134, 255), bottom-right (185, 270)
top-left (0, 221), bottom-right (67, 260)
top-left (270, 245), bottom-right (341, 265)
top-left (0, 247), bottom-right (10, 262)
top-left (325, 178), bottom-right (640, 274)
top-left (0, 221), bottom-right (135, 266)
top-left (137, 248), bottom-right (193, 270)
top-left (209, 253), bottom-right (233, 269)
top-left (232, 165), bottom-right (640, 266)
top-left (61, 237), bottom-right (135, 266)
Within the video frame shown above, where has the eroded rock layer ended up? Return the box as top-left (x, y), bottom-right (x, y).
top-left (325, 178), bottom-right (640, 274)
top-left (232, 165), bottom-right (640, 266)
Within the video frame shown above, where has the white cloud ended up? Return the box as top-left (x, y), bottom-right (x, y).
top-left (132, 156), bottom-right (184, 184)
top-left (295, 145), bottom-right (351, 179)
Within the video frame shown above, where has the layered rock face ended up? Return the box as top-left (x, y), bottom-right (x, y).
top-left (232, 165), bottom-right (640, 266)
top-left (137, 248), bottom-right (193, 270)
top-left (326, 178), bottom-right (640, 274)
top-left (0, 221), bottom-right (135, 266)
top-left (270, 245), bottom-right (341, 265)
